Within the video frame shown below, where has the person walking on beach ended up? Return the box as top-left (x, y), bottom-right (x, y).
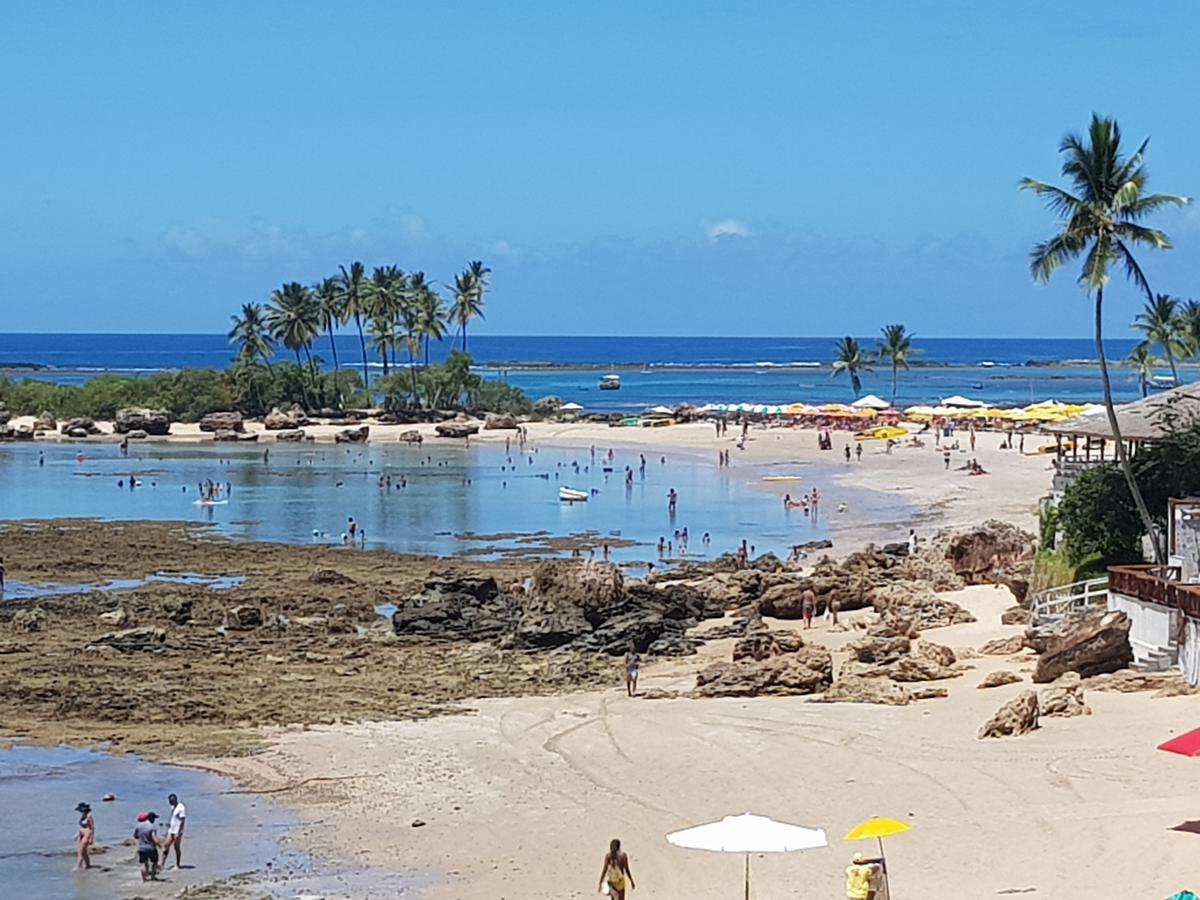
top-left (801, 589), bottom-right (815, 629)
top-left (624, 644), bottom-right (640, 696)
top-left (598, 838), bottom-right (635, 898)
top-left (74, 802), bottom-right (94, 870)
top-left (855, 443), bottom-right (862, 462)
top-left (160, 793), bottom-right (186, 869)
top-left (844, 444), bottom-right (851, 462)
top-left (134, 812), bottom-right (162, 882)
top-left (667, 488), bottom-right (677, 516)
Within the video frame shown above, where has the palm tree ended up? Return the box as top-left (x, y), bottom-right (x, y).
top-left (410, 272), bottom-right (447, 365)
top-left (337, 261), bottom-right (371, 386)
top-left (228, 302), bottom-right (274, 368)
top-left (876, 324), bottom-right (914, 405)
top-left (1021, 114), bottom-right (1187, 563)
top-left (365, 265), bottom-right (406, 369)
top-left (266, 282), bottom-right (321, 406)
top-left (452, 262), bottom-right (489, 351)
top-left (398, 286), bottom-right (422, 403)
top-left (1133, 293), bottom-right (1182, 386)
top-left (831, 336), bottom-right (873, 398)
top-left (314, 277), bottom-right (343, 372)
top-left (1177, 299), bottom-right (1200, 359)
top-left (367, 316), bottom-right (399, 376)
top-left (1127, 342), bottom-right (1162, 398)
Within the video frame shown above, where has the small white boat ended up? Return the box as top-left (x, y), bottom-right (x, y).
top-left (599, 374), bottom-right (621, 390)
top-left (559, 487), bottom-right (589, 502)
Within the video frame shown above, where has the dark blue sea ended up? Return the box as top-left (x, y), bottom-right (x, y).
top-left (0, 332), bottom-right (1181, 410)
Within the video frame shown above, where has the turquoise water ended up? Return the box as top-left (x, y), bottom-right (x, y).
top-left (0, 441), bottom-right (885, 561)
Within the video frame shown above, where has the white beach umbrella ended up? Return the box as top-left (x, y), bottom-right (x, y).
top-left (559, 402), bottom-right (585, 411)
top-left (646, 404), bottom-right (675, 416)
top-left (851, 394), bottom-right (891, 410)
top-left (667, 812), bottom-right (828, 899)
top-left (940, 394), bottom-right (986, 408)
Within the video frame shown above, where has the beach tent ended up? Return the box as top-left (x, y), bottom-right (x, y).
top-left (940, 395), bottom-right (987, 408)
top-left (559, 402), bottom-right (585, 411)
top-left (667, 812), bottom-right (827, 899)
top-left (851, 394), bottom-right (891, 410)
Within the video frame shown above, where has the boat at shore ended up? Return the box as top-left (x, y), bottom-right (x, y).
top-left (599, 373), bottom-right (621, 390)
top-left (559, 487), bottom-right (589, 502)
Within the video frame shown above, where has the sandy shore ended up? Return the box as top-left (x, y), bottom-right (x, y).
top-left (10, 414), bottom-right (1053, 556)
top-left (208, 586), bottom-right (1200, 899)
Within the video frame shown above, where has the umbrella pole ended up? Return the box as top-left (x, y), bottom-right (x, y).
top-left (744, 851), bottom-right (750, 900)
top-left (878, 836), bottom-right (891, 899)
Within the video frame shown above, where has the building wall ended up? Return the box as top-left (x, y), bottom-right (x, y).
top-left (1108, 592), bottom-right (1177, 664)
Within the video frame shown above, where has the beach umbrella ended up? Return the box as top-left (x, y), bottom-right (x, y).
top-left (646, 404), bottom-right (675, 416)
top-left (851, 394), bottom-right (891, 410)
top-left (559, 402), bottom-right (585, 411)
top-left (903, 405), bottom-right (935, 418)
top-left (1158, 727), bottom-right (1200, 757)
top-left (845, 816), bottom-right (911, 896)
top-left (667, 812), bottom-right (828, 900)
top-left (940, 394), bottom-right (986, 408)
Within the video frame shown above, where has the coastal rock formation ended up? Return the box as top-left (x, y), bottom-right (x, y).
top-left (127, 430), bottom-right (148, 440)
top-left (212, 429), bottom-right (240, 442)
top-left (309, 567), bottom-right (354, 585)
top-left (199, 411), bottom-right (244, 433)
top-left (264, 407), bottom-right (301, 430)
top-left (113, 408), bottom-right (171, 436)
top-left (1085, 669), bottom-right (1196, 695)
top-left (14, 424), bottom-right (34, 440)
top-left (1001, 606), bottom-right (1032, 625)
top-left (847, 634), bottom-right (912, 665)
top-left (65, 426), bottom-right (89, 438)
top-left (979, 635), bottom-right (1026, 656)
top-left (60, 417), bottom-right (101, 435)
top-left (978, 670), bottom-right (1022, 689)
top-left (1032, 611), bottom-right (1132, 683)
top-left (335, 425), bottom-right (370, 443)
top-left (686, 571), bottom-right (764, 611)
top-left (11, 608), bottom-right (48, 633)
top-left (694, 646), bottom-right (833, 697)
top-left (915, 640), bottom-right (957, 667)
top-left (399, 429), bottom-right (423, 445)
top-left (274, 428), bottom-right (308, 442)
top-left (34, 411), bottom-right (56, 431)
top-left (392, 574), bottom-right (513, 642)
top-left (843, 654), bottom-right (960, 683)
top-left (484, 413), bottom-right (519, 430)
top-left (225, 605), bottom-right (263, 630)
top-left (732, 630), bottom-right (805, 661)
top-left (435, 421), bottom-right (479, 439)
top-left (533, 395), bottom-right (562, 413)
top-left (161, 597), bottom-right (193, 625)
top-left (945, 520), bottom-right (1035, 584)
top-left (97, 608), bottom-right (130, 627)
top-left (978, 689), bottom-right (1039, 739)
top-left (87, 627), bottom-right (167, 653)
top-left (1039, 673), bottom-right (1091, 717)
top-left (815, 675), bottom-right (912, 706)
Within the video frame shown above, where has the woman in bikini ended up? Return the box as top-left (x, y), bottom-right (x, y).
top-left (74, 802), bottom-right (94, 870)
top-left (598, 837), bottom-right (635, 897)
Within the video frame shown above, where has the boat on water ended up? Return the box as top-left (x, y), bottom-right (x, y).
top-left (979, 361), bottom-right (996, 368)
top-left (599, 373), bottom-right (621, 390)
top-left (559, 487), bottom-right (589, 502)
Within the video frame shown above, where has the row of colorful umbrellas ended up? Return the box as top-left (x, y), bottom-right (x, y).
top-left (665, 812), bottom-right (910, 898)
top-left (696, 398), bottom-right (1103, 423)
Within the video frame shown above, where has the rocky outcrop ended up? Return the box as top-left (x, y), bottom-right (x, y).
top-left (694, 646), bottom-right (833, 697)
top-left (435, 421), bottom-right (479, 439)
top-left (533, 395), bottom-right (562, 413)
top-left (846, 634), bottom-right (911, 665)
top-left (14, 424), bottom-right (34, 440)
top-left (335, 425), bottom-right (370, 443)
top-left (979, 635), bottom-right (1026, 656)
top-left (161, 597), bottom-right (193, 625)
top-left (1032, 611), bottom-right (1132, 683)
top-left (484, 413), bottom-right (519, 430)
top-left (60, 417), bottom-right (101, 435)
top-left (914, 641), bottom-right (957, 667)
top-left (1085, 669), bottom-right (1197, 695)
top-left (274, 428), bottom-right (308, 442)
top-left (264, 407), bottom-right (299, 430)
top-left (113, 408), bottom-right (171, 435)
top-left (732, 630), bottom-right (805, 661)
top-left (98, 608), bottom-right (130, 627)
top-left (11, 608), bottom-right (48, 633)
top-left (978, 670), bottom-right (1022, 689)
top-left (225, 605), bottom-right (263, 630)
top-left (87, 627), bottom-right (167, 652)
top-left (1001, 606), bottom-right (1032, 626)
top-left (309, 567), bottom-right (355, 585)
top-left (399, 429), bottom-right (423, 445)
top-left (815, 675), bottom-right (912, 706)
top-left (945, 520), bottom-right (1035, 584)
top-left (978, 689), bottom-right (1039, 738)
top-left (126, 429), bottom-right (148, 439)
top-left (213, 429), bottom-right (243, 442)
top-left (1039, 673), bottom-right (1091, 717)
top-left (392, 574), bottom-right (514, 642)
top-left (199, 411), bottom-right (244, 433)
top-left (33, 411), bottom-right (56, 432)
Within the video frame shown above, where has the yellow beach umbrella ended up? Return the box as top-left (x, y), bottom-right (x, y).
top-left (845, 816), bottom-right (911, 895)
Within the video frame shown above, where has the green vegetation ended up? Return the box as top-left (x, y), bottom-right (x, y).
top-left (1021, 114), bottom-right (1187, 564)
top-left (1133, 293), bottom-right (1183, 385)
top-left (1126, 343), bottom-right (1162, 398)
top-left (374, 351), bottom-right (531, 415)
top-left (876, 324), bottom-right (915, 404)
top-left (830, 336), bottom-right (873, 399)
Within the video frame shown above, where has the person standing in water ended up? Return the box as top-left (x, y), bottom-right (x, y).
top-left (134, 812), bottom-right (162, 882)
top-left (160, 793), bottom-right (186, 869)
top-left (667, 488), bottom-right (677, 515)
top-left (74, 802), bottom-right (94, 870)
top-left (598, 838), bottom-right (635, 898)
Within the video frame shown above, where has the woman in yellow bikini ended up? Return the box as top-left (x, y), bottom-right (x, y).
top-left (597, 837), bottom-right (635, 897)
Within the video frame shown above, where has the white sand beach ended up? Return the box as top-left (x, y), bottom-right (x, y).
top-left (210, 585), bottom-right (1200, 899)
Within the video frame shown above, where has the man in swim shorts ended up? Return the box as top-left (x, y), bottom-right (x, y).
top-left (133, 811), bottom-right (162, 881)
top-left (161, 793), bottom-right (186, 869)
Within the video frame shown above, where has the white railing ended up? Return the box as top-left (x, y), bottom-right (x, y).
top-left (1030, 576), bottom-right (1109, 625)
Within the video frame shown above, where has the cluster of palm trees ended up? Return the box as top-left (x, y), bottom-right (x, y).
top-left (831, 325), bottom-right (916, 401)
top-left (228, 260), bottom-right (491, 404)
top-left (1127, 293), bottom-right (1200, 396)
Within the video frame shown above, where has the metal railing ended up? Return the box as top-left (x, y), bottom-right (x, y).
top-left (1029, 576), bottom-right (1110, 625)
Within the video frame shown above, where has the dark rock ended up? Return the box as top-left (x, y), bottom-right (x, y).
top-left (435, 421), bottom-right (479, 439)
top-left (60, 417), bottom-right (100, 435)
top-left (399, 429), bottom-right (423, 445)
top-left (484, 413), bottom-right (519, 430)
top-left (113, 407), bottom-right (171, 435)
top-left (732, 630), bottom-right (805, 661)
top-left (14, 424), bottom-right (34, 440)
top-left (945, 521), bottom-right (1034, 584)
top-left (1032, 611), bottom-right (1132, 683)
top-left (212, 429), bottom-right (241, 442)
top-left (309, 568), bottom-right (355, 586)
top-left (34, 411), bottom-right (56, 431)
top-left (979, 634), bottom-right (1027, 656)
top-left (161, 597), bottom-right (193, 625)
top-left (65, 427), bottom-right (89, 439)
top-left (11, 608), bottom-right (48, 633)
top-left (0, 407), bottom-right (10, 425)
top-left (225, 605), bottom-right (263, 630)
top-left (846, 634), bottom-right (911, 665)
top-left (199, 411), bottom-right (244, 433)
top-left (274, 428), bottom-right (307, 442)
top-left (1001, 605), bottom-right (1032, 626)
top-left (335, 425), bottom-right (370, 443)
top-left (87, 627), bottom-right (166, 652)
top-left (236, 431), bottom-right (259, 442)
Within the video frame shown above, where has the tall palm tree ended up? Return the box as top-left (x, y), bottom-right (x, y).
top-left (1021, 114), bottom-right (1187, 563)
top-left (831, 336), bottom-right (873, 398)
top-left (365, 265), bottom-right (406, 368)
top-left (398, 285), bottom-right (422, 403)
top-left (228, 302), bottom-right (274, 368)
top-left (367, 316), bottom-right (399, 376)
top-left (876, 324), bottom-right (914, 405)
top-left (266, 281), bottom-right (321, 406)
top-left (452, 262), bottom-right (489, 352)
top-left (314, 277), bottom-right (343, 372)
top-left (1133, 293), bottom-right (1182, 386)
top-left (410, 272), bottom-right (447, 365)
top-left (1127, 343), bottom-right (1162, 398)
top-left (1177, 299), bottom-right (1200, 359)
top-left (337, 261), bottom-right (371, 386)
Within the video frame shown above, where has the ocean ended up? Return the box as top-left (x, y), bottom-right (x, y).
top-left (0, 333), bottom-right (1182, 410)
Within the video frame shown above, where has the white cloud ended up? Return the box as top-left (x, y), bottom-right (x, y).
top-left (701, 217), bottom-right (751, 242)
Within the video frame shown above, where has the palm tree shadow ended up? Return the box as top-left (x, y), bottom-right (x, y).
top-left (1168, 820), bottom-right (1200, 835)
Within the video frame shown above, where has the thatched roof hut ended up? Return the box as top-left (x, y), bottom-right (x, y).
top-left (1044, 383), bottom-right (1200, 442)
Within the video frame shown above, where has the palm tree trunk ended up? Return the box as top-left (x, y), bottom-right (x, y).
top-left (294, 349), bottom-right (312, 409)
top-left (424, 336), bottom-right (430, 367)
top-left (303, 345), bottom-right (321, 408)
top-left (355, 314), bottom-right (369, 387)
top-left (1166, 345), bottom-right (1179, 385)
top-left (327, 326), bottom-right (340, 371)
top-left (891, 362), bottom-right (898, 404)
top-left (1096, 288), bottom-right (1163, 563)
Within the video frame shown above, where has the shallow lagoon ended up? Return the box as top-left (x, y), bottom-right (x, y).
top-left (0, 441), bottom-right (888, 562)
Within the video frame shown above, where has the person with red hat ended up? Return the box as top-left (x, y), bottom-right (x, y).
top-left (133, 811), bottom-right (162, 881)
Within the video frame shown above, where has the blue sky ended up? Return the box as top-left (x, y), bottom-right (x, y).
top-left (1, 1), bottom-right (1198, 336)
